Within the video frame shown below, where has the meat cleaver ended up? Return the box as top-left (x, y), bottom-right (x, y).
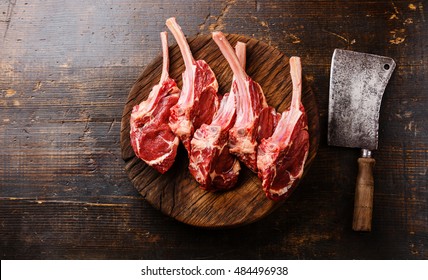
top-left (328, 49), bottom-right (395, 231)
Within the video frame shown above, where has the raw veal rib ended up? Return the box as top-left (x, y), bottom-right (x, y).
top-left (212, 32), bottom-right (270, 172)
top-left (257, 106), bottom-right (281, 143)
top-left (166, 17), bottom-right (219, 154)
top-left (130, 32), bottom-right (180, 174)
top-left (257, 57), bottom-right (310, 200)
top-left (189, 42), bottom-right (246, 191)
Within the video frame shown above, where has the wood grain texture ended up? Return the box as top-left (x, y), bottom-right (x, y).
top-left (353, 157), bottom-right (375, 232)
top-left (0, 0), bottom-right (427, 259)
top-left (120, 34), bottom-right (319, 228)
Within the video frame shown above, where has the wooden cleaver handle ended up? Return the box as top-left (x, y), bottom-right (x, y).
top-left (352, 157), bottom-right (375, 231)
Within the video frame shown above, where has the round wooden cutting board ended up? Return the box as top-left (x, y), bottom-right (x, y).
top-left (120, 34), bottom-right (319, 228)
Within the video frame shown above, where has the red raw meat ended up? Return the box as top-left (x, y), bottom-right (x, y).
top-left (257, 57), bottom-right (310, 200)
top-left (213, 32), bottom-right (270, 172)
top-left (189, 42), bottom-right (247, 191)
top-left (166, 17), bottom-right (219, 154)
top-left (257, 107), bottom-right (281, 143)
top-left (130, 32), bottom-right (180, 173)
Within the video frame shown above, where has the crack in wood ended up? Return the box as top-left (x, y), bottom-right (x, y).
top-left (3, 0), bottom-right (17, 39)
top-left (198, 12), bottom-right (211, 33)
top-left (208, 0), bottom-right (237, 31)
top-left (107, 118), bottom-right (115, 134)
top-left (0, 197), bottom-right (133, 207)
top-left (322, 28), bottom-right (356, 48)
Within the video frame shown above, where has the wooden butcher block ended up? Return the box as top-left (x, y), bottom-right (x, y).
top-left (120, 34), bottom-right (320, 228)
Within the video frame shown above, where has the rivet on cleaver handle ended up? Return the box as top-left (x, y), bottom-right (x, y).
top-left (328, 49), bottom-right (395, 150)
top-left (328, 49), bottom-right (395, 232)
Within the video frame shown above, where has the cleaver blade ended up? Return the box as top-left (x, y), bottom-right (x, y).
top-left (328, 49), bottom-right (396, 150)
top-left (328, 49), bottom-right (395, 232)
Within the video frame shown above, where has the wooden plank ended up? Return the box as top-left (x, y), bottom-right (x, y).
top-left (0, 0), bottom-right (426, 259)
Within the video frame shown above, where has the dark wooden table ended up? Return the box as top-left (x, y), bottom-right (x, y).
top-left (1, 0), bottom-right (426, 259)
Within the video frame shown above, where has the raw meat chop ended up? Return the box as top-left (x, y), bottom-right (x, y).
top-left (213, 32), bottom-right (274, 172)
top-left (130, 32), bottom-right (180, 174)
top-left (188, 42), bottom-right (246, 191)
top-left (166, 17), bottom-right (219, 154)
top-left (257, 57), bottom-right (310, 200)
top-left (257, 107), bottom-right (281, 143)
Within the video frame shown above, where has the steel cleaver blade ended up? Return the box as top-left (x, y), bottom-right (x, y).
top-left (328, 49), bottom-right (395, 232)
top-left (328, 49), bottom-right (396, 150)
